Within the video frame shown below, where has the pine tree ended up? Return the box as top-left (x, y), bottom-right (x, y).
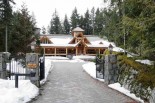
top-left (90, 7), bottom-right (95, 35)
top-left (63, 15), bottom-right (70, 34)
top-left (70, 7), bottom-right (80, 29)
top-left (42, 26), bottom-right (46, 34)
top-left (83, 9), bottom-right (92, 35)
top-left (9, 4), bottom-right (36, 54)
top-left (0, 0), bottom-right (15, 51)
top-left (94, 8), bottom-right (104, 35)
top-left (49, 10), bottom-right (62, 34)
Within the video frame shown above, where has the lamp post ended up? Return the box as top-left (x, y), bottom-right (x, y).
top-left (5, 25), bottom-right (8, 52)
top-left (109, 44), bottom-right (113, 54)
top-left (31, 44), bottom-right (35, 53)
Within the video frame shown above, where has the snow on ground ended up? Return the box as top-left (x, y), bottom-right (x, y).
top-left (136, 59), bottom-right (154, 65)
top-left (0, 56), bottom-right (53, 103)
top-left (0, 79), bottom-right (39, 103)
top-left (0, 55), bottom-right (149, 103)
top-left (109, 83), bottom-right (144, 103)
top-left (40, 57), bottom-right (54, 85)
top-left (73, 55), bottom-right (95, 60)
top-left (82, 62), bottom-right (144, 103)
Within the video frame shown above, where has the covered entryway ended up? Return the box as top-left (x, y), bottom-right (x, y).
top-left (76, 41), bottom-right (87, 55)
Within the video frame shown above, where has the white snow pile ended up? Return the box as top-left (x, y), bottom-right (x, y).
top-left (82, 62), bottom-right (144, 103)
top-left (73, 55), bottom-right (95, 60)
top-left (109, 83), bottom-right (144, 103)
top-left (40, 57), bottom-right (54, 85)
top-left (136, 59), bottom-right (154, 65)
top-left (0, 56), bottom-right (54, 103)
top-left (46, 56), bottom-right (69, 60)
top-left (0, 79), bottom-right (39, 103)
top-left (50, 37), bottom-right (71, 44)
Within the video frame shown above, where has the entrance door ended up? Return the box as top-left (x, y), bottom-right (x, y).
top-left (78, 47), bottom-right (84, 55)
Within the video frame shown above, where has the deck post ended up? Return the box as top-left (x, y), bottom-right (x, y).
top-left (66, 48), bottom-right (68, 57)
top-left (54, 48), bottom-right (56, 56)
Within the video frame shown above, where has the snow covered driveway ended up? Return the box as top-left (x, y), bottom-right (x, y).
top-left (31, 60), bottom-right (137, 103)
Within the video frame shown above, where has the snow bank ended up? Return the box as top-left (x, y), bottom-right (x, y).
top-left (109, 83), bottom-right (144, 103)
top-left (82, 62), bottom-right (104, 82)
top-left (40, 57), bottom-right (54, 85)
top-left (73, 55), bottom-right (95, 60)
top-left (0, 79), bottom-right (39, 103)
top-left (136, 59), bottom-right (154, 65)
top-left (82, 62), bottom-right (144, 102)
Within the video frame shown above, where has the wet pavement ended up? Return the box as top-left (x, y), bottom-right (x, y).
top-left (31, 61), bottom-right (138, 103)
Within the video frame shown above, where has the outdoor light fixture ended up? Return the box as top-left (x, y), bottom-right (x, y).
top-left (109, 44), bottom-right (113, 54)
top-left (31, 44), bottom-right (35, 53)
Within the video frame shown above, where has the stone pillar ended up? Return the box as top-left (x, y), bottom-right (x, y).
top-left (26, 53), bottom-right (40, 87)
top-left (150, 88), bottom-right (155, 103)
top-left (104, 54), bottom-right (118, 84)
top-left (0, 52), bottom-right (10, 79)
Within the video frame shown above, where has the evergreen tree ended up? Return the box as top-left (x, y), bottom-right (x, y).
top-left (94, 8), bottom-right (104, 35)
top-left (42, 26), bottom-right (46, 34)
top-left (9, 4), bottom-right (36, 54)
top-left (90, 7), bottom-right (95, 35)
top-left (83, 9), bottom-right (92, 35)
top-left (70, 7), bottom-right (80, 29)
top-left (49, 10), bottom-right (63, 34)
top-left (79, 15), bottom-right (84, 29)
top-left (63, 15), bottom-right (70, 34)
top-left (0, 0), bottom-right (15, 51)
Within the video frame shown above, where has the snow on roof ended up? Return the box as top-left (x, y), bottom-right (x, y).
top-left (72, 27), bottom-right (84, 32)
top-left (50, 37), bottom-right (72, 44)
top-left (40, 43), bottom-right (77, 47)
top-left (40, 35), bottom-right (113, 48)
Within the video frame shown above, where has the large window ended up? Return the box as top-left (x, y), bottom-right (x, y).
top-left (56, 49), bottom-right (66, 54)
top-left (45, 48), bottom-right (54, 54)
top-left (86, 49), bottom-right (96, 54)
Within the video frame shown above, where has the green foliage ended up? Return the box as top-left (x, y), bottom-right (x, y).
top-left (0, 0), bottom-right (15, 51)
top-left (63, 15), bottom-right (70, 34)
top-left (70, 7), bottom-right (80, 29)
top-left (9, 4), bottom-right (36, 54)
top-left (49, 9), bottom-right (63, 34)
top-left (117, 54), bottom-right (155, 101)
top-left (103, 0), bottom-right (155, 59)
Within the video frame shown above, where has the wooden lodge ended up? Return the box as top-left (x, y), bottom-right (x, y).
top-left (36, 27), bottom-right (109, 56)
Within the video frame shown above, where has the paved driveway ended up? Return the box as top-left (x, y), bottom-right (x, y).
top-left (31, 61), bottom-right (137, 103)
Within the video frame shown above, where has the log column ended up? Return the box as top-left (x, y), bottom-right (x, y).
top-left (54, 48), bottom-right (56, 56)
top-left (66, 48), bottom-right (68, 56)
top-left (76, 47), bottom-right (78, 56)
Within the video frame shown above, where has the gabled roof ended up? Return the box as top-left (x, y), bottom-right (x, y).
top-left (75, 40), bottom-right (88, 47)
top-left (69, 37), bottom-right (76, 44)
top-left (72, 27), bottom-right (84, 32)
top-left (40, 36), bottom-right (53, 44)
top-left (84, 37), bottom-right (91, 44)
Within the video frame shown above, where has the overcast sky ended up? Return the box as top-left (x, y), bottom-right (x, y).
top-left (13, 0), bottom-right (108, 28)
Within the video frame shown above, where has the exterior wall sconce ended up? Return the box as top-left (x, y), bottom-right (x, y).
top-left (108, 44), bottom-right (113, 54)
